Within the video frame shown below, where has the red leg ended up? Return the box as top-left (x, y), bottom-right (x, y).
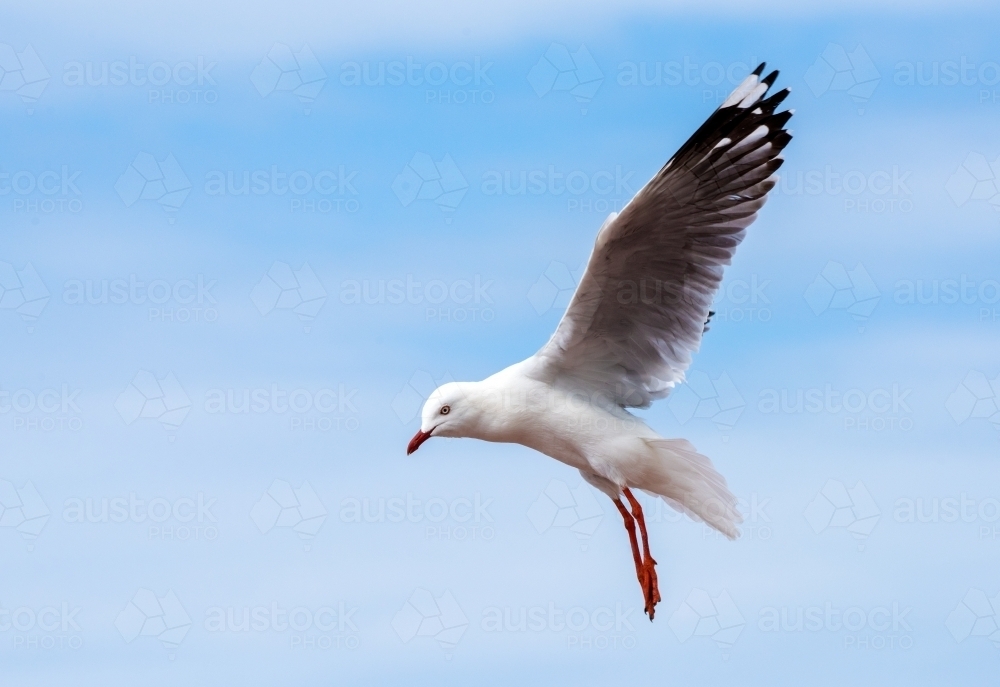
top-left (624, 488), bottom-right (661, 620)
top-left (613, 497), bottom-right (644, 593)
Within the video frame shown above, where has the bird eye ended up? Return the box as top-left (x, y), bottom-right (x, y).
top-left (440, 405), bottom-right (450, 415)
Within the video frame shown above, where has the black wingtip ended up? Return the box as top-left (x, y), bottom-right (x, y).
top-left (752, 62), bottom-right (766, 77)
top-left (762, 70), bottom-right (779, 88)
top-left (761, 87), bottom-right (791, 110)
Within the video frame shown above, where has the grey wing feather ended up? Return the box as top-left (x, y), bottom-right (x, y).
top-left (530, 64), bottom-right (792, 408)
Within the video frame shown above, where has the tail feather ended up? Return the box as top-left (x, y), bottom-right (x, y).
top-left (638, 438), bottom-right (742, 539)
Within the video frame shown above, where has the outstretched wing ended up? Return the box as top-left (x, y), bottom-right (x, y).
top-left (529, 64), bottom-right (791, 408)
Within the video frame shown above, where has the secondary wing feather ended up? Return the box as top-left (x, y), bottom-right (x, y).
top-left (530, 64), bottom-right (792, 408)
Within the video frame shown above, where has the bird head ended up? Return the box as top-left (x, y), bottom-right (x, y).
top-left (406, 382), bottom-right (477, 454)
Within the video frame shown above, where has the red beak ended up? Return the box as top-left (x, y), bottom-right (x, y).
top-left (407, 429), bottom-right (432, 455)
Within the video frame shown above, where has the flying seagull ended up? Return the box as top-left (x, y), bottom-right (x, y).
top-left (407, 64), bottom-right (791, 620)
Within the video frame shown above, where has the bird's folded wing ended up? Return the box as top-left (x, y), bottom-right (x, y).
top-left (529, 64), bottom-right (792, 408)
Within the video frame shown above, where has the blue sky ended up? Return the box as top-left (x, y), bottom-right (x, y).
top-left (1, 1), bottom-right (999, 684)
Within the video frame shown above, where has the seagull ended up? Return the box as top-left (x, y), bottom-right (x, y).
top-left (407, 64), bottom-right (791, 620)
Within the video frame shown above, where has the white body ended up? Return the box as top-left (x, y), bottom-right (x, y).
top-left (424, 361), bottom-right (741, 539)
